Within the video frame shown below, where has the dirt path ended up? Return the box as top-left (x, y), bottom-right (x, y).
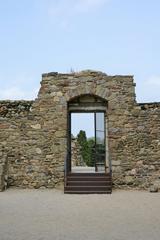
top-left (0, 189), bottom-right (160, 240)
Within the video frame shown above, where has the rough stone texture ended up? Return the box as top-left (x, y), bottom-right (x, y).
top-left (0, 145), bottom-right (7, 191)
top-left (0, 70), bottom-right (160, 190)
top-left (71, 137), bottom-right (86, 167)
top-left (111, 102), bottom-right (160, 189)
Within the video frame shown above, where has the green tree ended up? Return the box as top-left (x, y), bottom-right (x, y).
top-left (77, 131), bottom-right (95, 167)
top-left (77, 130), bottom-right (87, 146)
top-left (87, 138), bottom-right (95, 166)
top-left (77, 130), bottom-right (88, 165)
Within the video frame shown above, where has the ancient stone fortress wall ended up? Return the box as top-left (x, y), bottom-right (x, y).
top-left (0, 70), bottom-right (160, 191)
top-left (112, 102), bottom-right (160, 189)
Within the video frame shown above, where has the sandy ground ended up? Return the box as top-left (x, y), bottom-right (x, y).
top-left (0, 189), bottom-right (160, 240)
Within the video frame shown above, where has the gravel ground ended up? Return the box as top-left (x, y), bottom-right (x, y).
top-left (0, 189), bottom-right (160, 240)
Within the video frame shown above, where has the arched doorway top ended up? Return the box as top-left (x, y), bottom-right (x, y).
top-left (65, 86), bottom-right (109, 102)
top-left (68, 94), bottom-right (107, 112)
top-left (68, 94), bottom-right (108, 104)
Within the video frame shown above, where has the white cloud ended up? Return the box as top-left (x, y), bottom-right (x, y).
top-left (0, 72), bottom-right (40, 100)
top-left (49, 0), bottom-right (108, 15)
top-left (0, 87), bottom-right (38, 100)
top-left (136, 75), bottom-right (160, 103)
top-left (73, 0), bottom-right (108, 13)
top-left (146, 76), bottom-right (160, 86)
top-left (47, 0), bottom-right (109, 27)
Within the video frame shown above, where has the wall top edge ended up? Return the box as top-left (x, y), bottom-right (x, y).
top-left (42, 70), bottom-right (134, 78)
top-left (137, 102), bottom-right (160, 109)
top-left (0, 100), bottom-right (34, 104)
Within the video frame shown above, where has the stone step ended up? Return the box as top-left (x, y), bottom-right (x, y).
top-left (64, 190), bottom-right (112, 194)
top-left (64, 185), bottom-right (112, 192)
top-left (67, 180), bottom-right (111, 186)
top-left (67, 172), bottom-right (110, 177)
top-left (67, 176), bottom-right (111, 182)
top-left (64, 172), bottom-right (112, 194)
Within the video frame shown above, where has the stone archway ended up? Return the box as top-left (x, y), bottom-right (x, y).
top-left (66, 94), bottom-right (110, 175)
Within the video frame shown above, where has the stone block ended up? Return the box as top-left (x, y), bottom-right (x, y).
top-left (149, 185), bottom-right (158, 193)
top-left (125, 176), bottom-right (134, 185)
top-left (112, 160), bottom-right (121, 166)
top-left (30, 124), bottom-right (41, 129)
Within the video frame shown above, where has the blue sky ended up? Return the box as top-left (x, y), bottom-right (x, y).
top-left (0, 0), bottom-right (160, 102)
top-left (72, 113), bottom-right (94, 138)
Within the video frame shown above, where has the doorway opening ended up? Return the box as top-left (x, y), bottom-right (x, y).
top-left (65, 94), bottom-right (112, 193)
top-left (71, 112), bottom-right (105, 173)
top-left (67, 94), bottom-right (109, 174)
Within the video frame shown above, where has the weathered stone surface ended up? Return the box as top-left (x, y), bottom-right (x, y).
top-left (71, 137), bottom-right (86, 167)
top-left (0, 70), bottom-right (160, 191)
top-left (35, 148), bottom-right (42, 154)
top-left (31, 124), bottom-right (41, 129)
top-left (149, 185), bottom-right (158, 193)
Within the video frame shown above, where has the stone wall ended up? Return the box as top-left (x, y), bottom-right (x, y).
top-left (0, 101), bottom-right (33, 189)
top-left (0, 144), bottom-right (7, 191)
top-left (111, 102), bottom-right (160, 189)
top-left (0, 70), bottom-right (159, 191)
top-left (0, 99), bottom-right (65, 189)
top-left (71, 137), bottom-right (86, 167)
